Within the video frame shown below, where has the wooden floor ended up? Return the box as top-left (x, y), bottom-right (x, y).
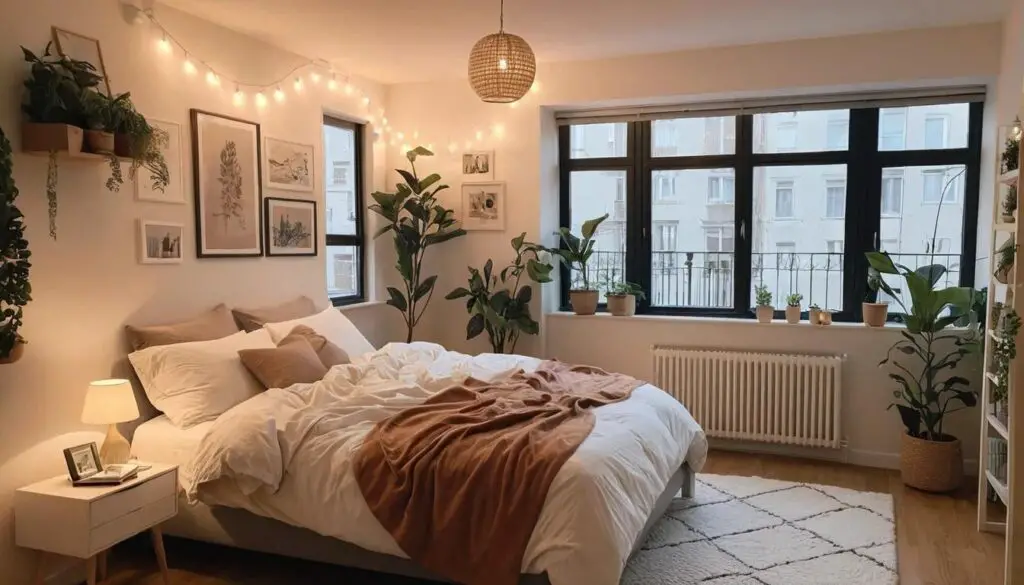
top-left (104, 450), bottom-right (1006, 585)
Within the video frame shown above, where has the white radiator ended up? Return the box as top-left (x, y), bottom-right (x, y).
top-left (653, 347), bottom-right (843, 448)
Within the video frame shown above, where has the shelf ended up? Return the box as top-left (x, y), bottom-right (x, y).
top-left (21, 149), bottom-right (123, 162)
top-left (987, 371), bottom-right (1000, 385)
top-left (987, 470), bottom-right (1010, 507)
top-left (1001, 169), bottom-right (1019, 185)
top-left (995, 222), bottom-right (1017, 233)
top-left (988, 413), bottom-right (1010, 440)
top-left (989, 329), bottom-right (1005, 343)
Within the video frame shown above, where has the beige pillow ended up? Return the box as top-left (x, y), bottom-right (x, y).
top-left (232, 296), bottom-right (318, 333)
top-left (280, 325), bottom-right (349, 368)
top-left (238, 338), bottom-right (329, 390)
top-left (126, 304), bottom-right (240, 351)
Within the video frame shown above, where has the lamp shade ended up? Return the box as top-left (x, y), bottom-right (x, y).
top-left (81, 379), bottom-right (139, 425)
top-left (468, 31), bottom-right (536, 103)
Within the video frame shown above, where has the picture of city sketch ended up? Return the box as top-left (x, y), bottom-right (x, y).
top-left (265, 137), bottom-right (314, 192)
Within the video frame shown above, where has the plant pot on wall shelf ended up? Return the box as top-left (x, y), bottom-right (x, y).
top-left (862, 302), bottom-right (888, 327)
top-left (995, 263), bottom-right (1014, 285)
top-left (21, 122), bottom-right (84, 156)
top-left (84, 130), bottom-right (114, 153)
top-left (569, 290), bottom-right (599, 316)
top-left (900, 432), bottom-right (963, 492)
top-left (0, 341), bottom-right (26, 365)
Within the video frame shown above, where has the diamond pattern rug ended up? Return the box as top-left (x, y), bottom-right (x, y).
top-left (623, 474), bottom-right (898, 585)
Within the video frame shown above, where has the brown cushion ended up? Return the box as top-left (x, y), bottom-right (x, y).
top-left (280, 325), bottom-right (349, 368)
top-left (238, 338), bottom-right (328, 390)
top-left (232, 297), bottom-right (318, 332)
top-left (126, 304), bottom-right (240, 351)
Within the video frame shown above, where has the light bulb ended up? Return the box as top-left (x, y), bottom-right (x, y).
top-left (310, 72), bottom-right (321, 84)
top-left (255, 92), bottom-right (267, 109)
top-left (362, 96), bottom-right (371, 107)
top-left (530, 81), bottom-right (541, 94)
top-left (233, 88), bottom-right (245, 107)
top-left (183, 58), bottom-right (196, 75)
top-left (448, 142), bottom-right (458, 154)
top-left (327, 76), bottom-right (338, 91)
top-left (498, 58), bottom-right (508, 71)
top-left (157, 36), bottom-right (171, 55)
top-left (206, 71), bottom-right (220, 86)
top-left (293, 77), bottom-right (303, 92)
top-left (344, 83), bottom-right (354, 95)
top-left (492, 124), bottom-right (505, 139)
top-left (401, 143), bottom-right (411, 152)
top-left (475, 130), bottom-right (484, 141)
top-left (397, 132), bottom-right (404, 140)
top-left (413, 130), bottom-right (419, 140)
top-left (274, 86), bottom-right (285, 102)
top-left (381, 117), bottom-right (388, 126)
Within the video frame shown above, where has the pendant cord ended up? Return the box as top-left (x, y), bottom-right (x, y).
top-left (500, 0), bottom-right (504, 32)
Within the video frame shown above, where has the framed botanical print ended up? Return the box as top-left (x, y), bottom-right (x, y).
top-left (135, 119), bottom-right (185, 204)
top-left (190, 109), bottom-right (263, 257)
top-left (264, 137), bottom-right (314, 192)
top-left (265, 197), bottom-right (317, 257)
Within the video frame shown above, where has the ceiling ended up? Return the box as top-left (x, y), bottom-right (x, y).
top-left (158, 0), bottom-right (1008, 84)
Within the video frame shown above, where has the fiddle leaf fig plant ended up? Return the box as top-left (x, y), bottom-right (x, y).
top-left (552, 213), bottom-right (608, 291)
top-left (369, 147), bottom-right (466, 342)
top-left (446, 233), bottom-right (554, 354)
top-left (0, 126), bottom-right (31, 361)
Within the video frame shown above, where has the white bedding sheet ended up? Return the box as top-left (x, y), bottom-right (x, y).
top-left (185, 343), bottom-right (708, 585)
top-left (131, 415), bottom-right (214, 488)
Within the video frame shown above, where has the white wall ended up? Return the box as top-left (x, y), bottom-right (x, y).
top-left (0, 2), bottom-right (402, 582)
top-left (384, 24), bottom-right (1002, 463)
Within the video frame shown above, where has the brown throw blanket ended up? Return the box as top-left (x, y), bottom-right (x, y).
top-left (354, 361), bottom-right (643, 585)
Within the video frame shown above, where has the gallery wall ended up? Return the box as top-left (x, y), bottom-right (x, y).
top-left (0, 1), bottom-right (401, 582)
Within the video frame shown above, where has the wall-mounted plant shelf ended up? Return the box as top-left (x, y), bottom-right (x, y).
top-left (20, 122), bottom-right (127, 162)
top-left (1001, 168), bottom-right (1019, 186)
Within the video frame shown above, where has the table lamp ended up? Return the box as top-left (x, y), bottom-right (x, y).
top-left (81, 379), bottom-right (140, 465)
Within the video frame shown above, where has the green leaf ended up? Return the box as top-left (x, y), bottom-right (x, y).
top-left (418, 173), bottom-right (441, 192)
top-left (581, 214), bottom-right (609, 240)
top-left (406, 146), bottom-right (433, 162)
top-left (511, 232), bottom-right (526, 252)
top-left (490, 289), bottom-right (512, 314)
top-left (414, 275), bottom-right (438, 301)
top-left (396, 248), bottom-right (413, 282)
top-left (446, 287), bottom-right (471, 300)
top-left (865, 251), bottom-right (899, 274)
top-left (517, 285), bottom-right (533, 304)
top-left (385, 287), bottom-right (407, 312)
top-left (915, 264), bottom-right (947, 289)
top-left (526, 258), bottom-right (553, 283)
top-left (373, 224), bottom-right (393, 239)
top-left (467, 313), bottom-right (485, 339)
top-left (396, 169), bottom-right (421, 193)
top-left (423, 228), bottom-right (467, 247)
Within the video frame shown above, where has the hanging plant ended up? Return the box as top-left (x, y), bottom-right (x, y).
top-left (1002, 184), bottom-right (1018, 222)
top-left (0, 126), bottom-right (31, 363)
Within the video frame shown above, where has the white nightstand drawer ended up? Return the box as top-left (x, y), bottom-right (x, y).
top-left (90, 494), bottom-right (176, 554)
top-left (90, 470), bottom-right (176, 528)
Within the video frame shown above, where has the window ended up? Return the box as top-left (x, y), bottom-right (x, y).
top-left (323, 116), bottom-right (364, 304)
top-left (775, 180), bottom-right (795, 218)
top-left (708, 174), bottom-right (735, 204)
top-left (559, 98), bottom-right (981, 320)
top-left (825, 179), bottom-right (845, 218)
top-left (569, 122), bottom-right (627, 158)
top-left (881, 171), bottom-right (904, 216)
top-left (924, 116), bottom-right (948, 149)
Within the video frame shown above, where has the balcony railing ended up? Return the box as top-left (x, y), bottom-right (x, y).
top-left (580, 250), bottom-right (961, 311)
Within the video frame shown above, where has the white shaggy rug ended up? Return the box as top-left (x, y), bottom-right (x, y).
top-left (624, 474), bottom-right (898, 585)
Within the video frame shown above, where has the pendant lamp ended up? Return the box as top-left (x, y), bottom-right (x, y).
top-left (468, 0), bottom-right (536, 103)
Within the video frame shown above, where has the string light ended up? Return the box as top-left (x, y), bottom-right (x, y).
top-left (475, 130), bottom-right (484, 141)
top-left (327, 74), bottom-right (338, 91)
top-left (344, 82), bottom-right (354, 95)
top-left (492, 123), bottom-right (505, 139)
top-left (255, 92), bottom-right (267, 109)
top-left (233, 86), bottom-right (245, 107)
top-left (206, 71), bottom-right (220, 86)
top-left (157, 35), bottom-right (171, 55)
top-left (401, 143), bottom-right (411, 152)
top-left (427, 143), bottom-right (434, 151)
top-left (183, 58), bottom-right (196, 75)
top-left (274, 86), bottom-right (285, 102)
top-left (381, 117), bottom-right (388, 127)
top-left (362, 96), bottom-right (371, 107)
top-left (310, 71), bottom-right (321, 84)
top-left (293, 77), bottom-right (303, 92)
top-left (397, 131), bottom-right (404, 140)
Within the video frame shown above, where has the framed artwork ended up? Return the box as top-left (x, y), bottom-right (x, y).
top-left (265, 197), bottom-right (317, 256)
top-left (63, 442), bottom-right (101, 482)
top-left (190, 109), bottom-right (263, 258)
top-left (135, 119), bottom-right (184, 204)
top-left (138, 220), bottom-right (184, 264)
top-left (52, 27), bottom-right (111, 96)
top-left (461, 182), bottom-right (506, 231)
top-left (461, 150), bottom-right (495, 181)
top-left (264, 137), bottom-right (314, 192)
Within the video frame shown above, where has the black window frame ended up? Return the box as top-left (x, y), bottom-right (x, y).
top-left (323, 115), bottom-right (366, 307)
top-left (557, 101), bottom-right (983, 321)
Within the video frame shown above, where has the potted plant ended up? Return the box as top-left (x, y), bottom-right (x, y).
top-left (754, 284), bottom-right (773, 323)
top-left (552, 214), bottom-right (608, 316)
top-left (995, 234), bottom-right (1016, 285)
top-left (808, 303), bottom-right (822, 325)
top-left (81, 90), bottom-right (125, 192)
top-left (868, 251), bottom-right (979, 492)
top-left (1003, 119), bottom-right (1020, 174)
top-left (862, 266), bottom-right (889, 327)
top-left (1002, 185), bottom-right (1017, 224)
top-left (0, 126), bottom-right (31, 365)
top-left (369, 146), bottom-right (466, 342)
top-left (819, 311), bottom-right (834, 326)
top-left (991, 306), bottom-right (1020, 424)
top-left (785, 293), bottom-right (803, 324)
top-left (606, 281), bottom-right (645, 317)
top-left (109, 93), bottom-right (170, 193)
top-left (446, 233), bottom-right (553, 354)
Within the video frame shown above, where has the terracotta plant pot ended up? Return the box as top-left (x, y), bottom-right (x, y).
top-left (900, 432), bottom-right (963, 492)
top-left (114, 133), bottom-right (134, 158)
top-left (569, 290), bottom-right (599, 316)
top-left (808, 308), bottom-right (821, 325)
top-left (84, 130), bottom-right (115, 153)
top-left (862, 302), bottom-right (888, 327)
top-left (0, 341), bottom-right (26, 365)
top-left (995, 264), bottom-right (1014, 285)
top-left (607, 294), bottom-right (636, 317)
top-left (755, 305), bottom-right (774, 323)
top-left (1002, 214), bottom-right (1016, 224)
top-left (785, 305), bottom-right (801, 324)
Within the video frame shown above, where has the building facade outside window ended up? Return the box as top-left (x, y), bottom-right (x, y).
top-left (323, 116), bottom-right (365, 305)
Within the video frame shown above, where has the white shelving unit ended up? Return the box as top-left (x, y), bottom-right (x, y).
top-left (978, 123), bottom-right (1024, 584)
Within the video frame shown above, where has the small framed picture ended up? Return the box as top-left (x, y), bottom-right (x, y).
top-left (264, 137), bottom-right (315, 192)
top-left (63, 442), bottom-right (102, 482)
top-left (461, 150), bottom-right (495, 181)
top-left (135, 119), bottom-right (185, 204)
top-left (265, 197), bottom-right (317, 256)
top-left (139, 220), bottom-right (184, 264)
top-left (461, 182), bottom-right (506, 231)
top-left (52, 27), bottom-right (111, 96)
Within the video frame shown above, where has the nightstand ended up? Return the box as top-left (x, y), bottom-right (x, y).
top-left (14, 462), bottom-right (177, 585)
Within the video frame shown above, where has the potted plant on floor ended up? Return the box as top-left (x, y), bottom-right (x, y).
top-left (809, 303), bottom-right (822, 325)
top-left (754, 284), bottom-right (773, 323)
top-left (446, 233), bottom-right (553, 354)
top-left (995, 235), bottom-right (1016, 285)
top-left (862, 266), bottom-right (889, 327)
top-left (0, 126), bottom-right (31, 365)
top-left (552, 214), bottom-right (608, 316)
top-left (369, 146), bottom-right (466, 342)
top-left (867, 251), bottom-right (979, 492)
top-left (785, 293), bottom-right (803, 324)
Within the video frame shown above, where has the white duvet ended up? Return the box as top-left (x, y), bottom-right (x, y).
top-left (185, 342), bottom-right (707, 585)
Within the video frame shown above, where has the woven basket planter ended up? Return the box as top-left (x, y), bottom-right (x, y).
top-left (569, 290), bottom-right (599, 316)
top-left (900, 432), bottom-right (963, 492)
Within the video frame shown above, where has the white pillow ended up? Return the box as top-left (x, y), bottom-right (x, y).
top-left (263, 307), bottom-right (375, 359)
top-left (129, 330), bottom-right (274, 428)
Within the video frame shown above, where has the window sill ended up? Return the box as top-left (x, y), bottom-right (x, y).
top-left (546, 311), bottom-right (916, 331)
top-left (333, 299), bottom-right (382, 310)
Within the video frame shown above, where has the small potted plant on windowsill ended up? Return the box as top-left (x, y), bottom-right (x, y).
top-left (606, 281), bottom-right (645, 317)
top-left (808, 303), bottom-right (822, 325)
top-left (552, 213), bottom-right (608, 316)
top-left (785, 293), bottom-right (803, 324)
top-left (862, 267), bottom-right (889, 327)
top-left (995, 234), bottom-right (1017, 285)
top-left (1002, 185), bottom-right (1017, 224)
top-left (754, 284), bottom-right (773, 323)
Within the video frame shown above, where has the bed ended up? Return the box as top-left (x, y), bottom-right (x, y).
top-left (129, 342), bottom-right (708, 585)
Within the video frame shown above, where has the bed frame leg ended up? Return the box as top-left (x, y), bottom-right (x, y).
top-left (680, 465), bottom-right (696, 498)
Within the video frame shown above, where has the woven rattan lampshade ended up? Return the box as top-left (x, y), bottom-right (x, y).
top-left (468, 1), bottom-right (536, 103)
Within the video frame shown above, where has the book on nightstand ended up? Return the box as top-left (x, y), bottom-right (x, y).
top-left (72, 463), bottom-right (140, 486)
